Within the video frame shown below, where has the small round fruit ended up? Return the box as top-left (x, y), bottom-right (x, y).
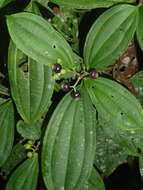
top-left (56, 58), bottom-right (62, 64)
top-left (61, 83), bottom-right (70, 92)
top-left (52, 74), bottom-right (60, 80)
top-left (27, 140), bottom-right (33, 145)
top-left (71, 90), bottom-right (80, 100)
top-left (27, 152), bottom-right (33, 158)
top-left (33, 152), bottom-right (38, 158)
top-left (24, 144), bottom-right (31, 150)
top-left (53, 64), bottom-right (62, 73)
top-left (60, 69), bottom-right (66, 75)
top-left (89, 69), bottom-right (98, 79)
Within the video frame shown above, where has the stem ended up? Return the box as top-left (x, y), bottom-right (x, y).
top-left (33, 141), bottom-right (40, 152)
top-left (139, 0), bottom-right (143, 5)
top-left (70, 72), bottom-right (89, 90)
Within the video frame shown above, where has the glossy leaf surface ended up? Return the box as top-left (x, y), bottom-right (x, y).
top-left (6, 12), bottom-right (75, 69)
top-left (84, 4), bottom-right (138, 70)
top-left (8, 41), bottom-right (54, 124)
top-left (42, 88), bottom-right (96, 190)
top-left (49, 0), bottom-right (134, 9)
top-left (136, 6), bottom-right (143, 51)
top-left (85, 77), bottom-right (143, 130)
top-left (5, 157), bottom-right (39, 190)
top-left (0, 101), bottom-right (14, 167)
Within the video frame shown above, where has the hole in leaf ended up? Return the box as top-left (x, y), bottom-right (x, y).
top-left (119, 65), bottom-right (126, 72)
top-left (53, 45), bottom-right (56, 49)
top-left (19, 62), bottom-right (28, 73)
top-left (111, 95), bottom-right (114, 98)
top-left (119, 28), bottom-right (124, 32)
top-left (19, 61), bottom-right (29, 79)
top-left (120, 112), bottom-right (124, 115)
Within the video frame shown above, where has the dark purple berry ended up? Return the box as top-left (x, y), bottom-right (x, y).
top-left (53, 64), bottom-right (62, 73)
top-left (71, 90), bottom-right (80, 100)
top-left (89, 69), bottom-right (98, 79)
top-left (61, 83), bottom-right (70, 92)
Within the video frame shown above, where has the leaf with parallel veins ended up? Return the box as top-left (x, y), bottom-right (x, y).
top-left (49, 0), bottom-right (134, 9)
top-left (84, 4), bottom-right (138, 70)
top-left (85, 77), bottom-right (143, 130)
top-left (6, 12), bottom-right (75, 70)
top-left (0, 100), bottom-right (14, 167)
top-left (42, 88), bottom-right (96, 190)
top-left (8, 41), bottom-right (55, 124)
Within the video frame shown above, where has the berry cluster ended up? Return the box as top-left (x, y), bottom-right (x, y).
top-left (52, 61), bottom-right (98, 100)
top-left (24, 140), bottom-right (39, 158)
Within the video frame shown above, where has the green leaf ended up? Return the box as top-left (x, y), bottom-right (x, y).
top-left (85, 77), bottom-right (143, 130)
top-left (94, 124), bottom-right (127, 175)
top-left (6, 12), bottom-right (75, 69)
top-left (42, 88), bottom-right (96, 190)
top-left (0, 100), bottom-right (14, 167)
top-left (5, 157), bottom-right (39, 190)
top-left (17, 120), bottom-right (41, 140)
top-left (49, 7), bottom-right (79, 53)
top-left (131, 71), bottom-right (143, 106)
top-left (0, 84), bottom-right (9, 96)
top-left (0, 0), bottom-right (12, 8)
top-left (0, 143), bottom-right (26, 178)
top-left (98, 114), bottom-right (140, 156)
top-left (35, 0), bottom-right (49, 8)
top-left (25, 1), bottom-right (41, 15)
top-left (136, 6), bottom-right (143, 51)
top-left (8, 41), bottom-right (55, 124)
top-left (86, 167), bottom-right (105, 190)
top-left (49, 0), bottom-right (134, 9)
top-left (84, 4), bottom-right (138, 70)
top-left (0, 97), bottom-right (8, 105)
top-left (95, 95), bottom-right (143, 156)
top-left (100, 118), bottom-right (143, 156)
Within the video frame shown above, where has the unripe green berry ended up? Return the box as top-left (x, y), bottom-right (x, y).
top-left (33, 152), bottom-right (38, 158)
top-left (27, 140), bottom-right (33, 145)
top-left (24, 144), bottom-right (31, 150)
top-left (27, 152), bottom-right (33, 158)
top-left (56, 58), bottom-right (62, 64)
top-left (60, 69), bottom-right (66, 75)
top-left (52, 74), bottom-right (60, 80)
